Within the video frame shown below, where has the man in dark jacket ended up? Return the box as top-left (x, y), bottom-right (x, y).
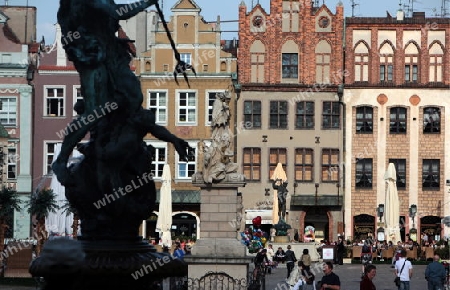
top-left (425, 254), bottom-right (446, 290)
top-left (285, 245), bottom-right (297, 279)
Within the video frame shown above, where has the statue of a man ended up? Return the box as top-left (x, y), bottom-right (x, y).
top-left (272, 179), bottom-right (288, 221)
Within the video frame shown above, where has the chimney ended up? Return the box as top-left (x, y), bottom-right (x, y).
top-left (55, 24), bottom-right (67, 67)
top-left (397, 9), bottom-right (404, 21)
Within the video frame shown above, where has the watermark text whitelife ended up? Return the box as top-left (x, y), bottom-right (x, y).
top-left (56, 102), bottom-right (118, 139)
top-left (92, 172), bottom-right (153, 209)
top-left (131, 255), bottom-right (178, 280)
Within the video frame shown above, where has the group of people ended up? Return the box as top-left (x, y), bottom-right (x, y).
top-left (253, 241), bottom-right (448, 290)
top-left (253, 244), bottom-right (342, 290)
top-left (360, 245), bottom-right (448, 290)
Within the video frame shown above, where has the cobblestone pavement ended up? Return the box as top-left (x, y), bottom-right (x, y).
top-left (2, 263), bottom-right (430, 290)
top-left (264, 262), bottom-right (429, 290)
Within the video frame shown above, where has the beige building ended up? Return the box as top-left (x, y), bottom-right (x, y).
top-left (134, 0), bottom-right (238, 240)
top-left (237, 0), bottom-right (345, 242)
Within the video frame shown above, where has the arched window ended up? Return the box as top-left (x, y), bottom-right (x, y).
top-left (356, 106), bottom-right (373, 133)
top-left (389, 107), bottom-right (407, 134)
top-left (423, 107), bottom-right (440, 133)
top-left (354, 42), bottom-right (369, 82)
top-left (429, 42), bottom-right (444, 83)
top-left (404, 42), bottom-right (419, 83)
top-left (250, 40), bottom-right (265, 83)
top-left (379, 42), bottom-right (394, 82)
top-left (315, 40), bottom-right (331, 84)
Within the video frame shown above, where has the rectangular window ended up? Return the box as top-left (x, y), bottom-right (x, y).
top-left (322, 149), bottom-right (339, 182)
top-left (356, 106), bottom-right (373, 133)
top-left (0, 97), bottom-right (17, 126)
top-left (423, 107), bottom-right (440, 133)
top-left (269, 101), bottom-right (288, 129)
top-left (7, 146), bottom-right (17, 179)
top-left (295, 101), bottom-right (314, 129)
top-left (206, 92), bottom-right (222, 126)
top-left (269, 148), bottom-right (287, 179)
top-left (387, 65), bottom-right (393, 81)
top-left (389, 159), bottom-right (406, 189)
top-left (177, 142), bottom-right (197, 179)
top-left (177, 92), bottom-right (196, 124)
top-left (390, 107), bottom-right (407, 133)
top-left (44, 142), bottom-right (58, 175)
top-left (243, 148), bottom-right (261, 181)
top-left (282, 53), bottom-right (298, 79)
top-left (405, 64), bottom-right (418, 82)
top-left (147, 142), bottom-right (167, 179)
top-left (180, 53), bottom-right (191, 65)
top-left (354, 54), bottom-right (369, 82)
top-left (73, 86), bottom-right (83, 116)
top-left (422, 159), bottom-right (440, 190)
top-left (355, 158), bottom-right (372, 188)
top-left (322, 102), bottom-right (340, 129)
top-left (148, 91), bottom-right (167, 124)
top-left (380, 64), bottom-right (393, 82)
top-left (243, 101), bottom-right (261, 129)
top-left (45, 87), bottom-right (65, 117)
top-left (295, 148), bottom-right (313, 182)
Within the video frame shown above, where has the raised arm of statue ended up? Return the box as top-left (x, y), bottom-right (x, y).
top-left (88, 0), bottom-right (158, 20)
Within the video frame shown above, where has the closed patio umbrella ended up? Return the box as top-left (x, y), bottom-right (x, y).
top-left (384, 163), bottom-right (402, 243)
top-left (155, 164), bottom-right (172, 247)
top-left (271, 162), bottom-right (287, 225)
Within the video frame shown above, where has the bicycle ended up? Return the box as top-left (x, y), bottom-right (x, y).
top-left (249, 263), bottom-right (267, 290)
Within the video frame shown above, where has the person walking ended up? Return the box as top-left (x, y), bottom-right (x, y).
top-left (360, 264), bottom-right (376, 290)
top-left (301, 248), bottom-right (312, 271)
top-left (394, 249), bottom-right (413, 290)
top-left (336, 237), bottom-right (345, 265)
top-left (285, 245), bottom-right (298, 279)
top-left (425, 253), bottom-right (446, 290)
top-left (361, 239), bottom-right (373, 278)
top-left (319, 261), bottom-right (340, 290)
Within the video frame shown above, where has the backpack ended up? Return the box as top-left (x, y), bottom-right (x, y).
top-left (362, 243), bottom-right (370, 253)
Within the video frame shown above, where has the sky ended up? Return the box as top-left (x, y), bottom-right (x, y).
top-left (2, 0), bottom-right (446, 43)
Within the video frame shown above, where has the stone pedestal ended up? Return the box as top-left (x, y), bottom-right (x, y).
top-left (274, 236), bottom-right (289, 243)
top-left (185, 173), bottom-right (252, 289)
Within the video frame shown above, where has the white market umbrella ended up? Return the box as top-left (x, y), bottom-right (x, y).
top-left (271, 163), bottom-right (287, 225)
top-left (46, 145), bottom-right (82, 237)
top-left (155, 164), bottom-right (172, 246)
top-left (384, 163), bottom-right (402, 243)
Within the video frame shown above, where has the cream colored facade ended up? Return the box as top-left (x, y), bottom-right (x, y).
top-left (134, 0), bottom-right (238, 240)
top-left (345, 13), bottom-right (450, 241)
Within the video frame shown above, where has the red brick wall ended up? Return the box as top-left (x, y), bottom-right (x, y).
top-left (238, 0), bottom-right (344, 85)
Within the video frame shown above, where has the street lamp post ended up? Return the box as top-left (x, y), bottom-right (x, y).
top-left (409, 204), bottom-right (417, 241)
top-left (377, 204), bottom-right (385, 242)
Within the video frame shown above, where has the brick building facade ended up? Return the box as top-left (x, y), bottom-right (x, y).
top-left (344, 11), bottom-right (450, 241)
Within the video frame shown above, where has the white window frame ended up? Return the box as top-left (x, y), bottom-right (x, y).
top-left (0, 97), bottom-right (17, 127)
top-left (44, 85), bottom-right (66, 117)
top-left (180, 53), bottom-right (192, 65)
top-left (205, 90), bottom-right (225, 126)
top-left (44, 141), bottom-right (61, 175)
top-left (176, 90), bottom-right (197, 126)
top-left (146, 140), bottom-right (167, 180)
top-left (176, 140), bottom-right (197, 180)
top-left (73, 85), bottom-right (83, 116)
top-left (147, 90), bottom-right (168, 125)
top-left (7, 144), bottom-right (17, 180)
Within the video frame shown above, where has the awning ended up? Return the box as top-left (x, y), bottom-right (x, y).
top-left (245, 209), bottom-right (273, 225)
